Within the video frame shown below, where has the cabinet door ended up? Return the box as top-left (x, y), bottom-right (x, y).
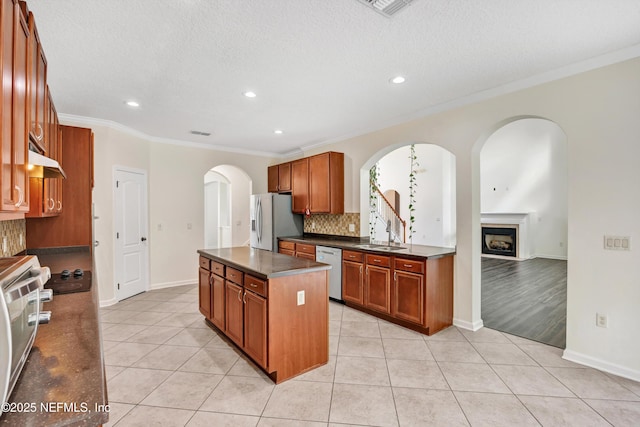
top-left (342, 260), bottom-right (364, 305)
top-left (243, 290), bottom-right (267, 368)
top-left (9, 2), bottom-right (29, 212)
top-left (365, 265), bottom-right (391, 314)
top-left (394, 270), bottom-right (424, 325)
top-left (211, 273), bottom-right (225, 330)
top-left (198, 267), bottom-right (211, 319)
top-left (267, 165), bottom-right (278, 193)
top-left (308, 152), bottom-right (330, 213)
top-left (225, 281), bottom-right (244, 347)
top-left (290, 158), bottom-right (308, 213)
top-left (278, 162), bottom-right (291, 192)
top-left (295, 252), bottom-right (315, 261)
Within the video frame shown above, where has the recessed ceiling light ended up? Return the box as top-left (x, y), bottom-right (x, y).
top-left (390, 76), bottom-right (406, 84)
top-left (243, 91), bottom-right (257, 98)
top-left (125, 100), bottom-right (140, 107)
top-left (274, 129), bottom-right (283, 134)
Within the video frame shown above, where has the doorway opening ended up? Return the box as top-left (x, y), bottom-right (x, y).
top-left (203, 165), bottom-right (252, 249)
top-left (479, 118), bottom-right (568, 348)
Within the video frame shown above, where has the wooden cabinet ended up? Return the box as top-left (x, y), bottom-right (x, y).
top-left (1, 0), bottom-right (29, 213)
top-left (342, 248), bottom-right (454, 335)
top-left (198, 256), bottom-right (212, 318)
top-left (308, 152), bottom-right (344, 214)
top-left (243, 280), bottom-right (267, 368)
top-left (290, 152), bottom-right (344, 215)
top-left (277, 240), bottom-right (315, 260)
top-left (24, 7), bottom-right (47, 152)
top-left (210, 261), bottom-right (225, 330)
top-left (342, 250), bottom-right (364, 305)
top-left (277, 240), bottom-right (295, 256)
top-left (365, 254), bottom-right (391, 314)
top-left (267, 162), bottom-right (291, 193)
top-left (198, 250), bottom-right (328, 383)
top-left (393, 258), bottom-right (425, 325)
top-left (291, 158), bottom-right (309, 214)
top-left (295, 243), bottom-right (315, 260)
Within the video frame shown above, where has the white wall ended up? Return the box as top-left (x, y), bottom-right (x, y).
top-left (376, 144), bottom-right (456, 247)
top-left (65, 56), bottom-right (640, 381)
top-left (481, 119), bottom-right (568, 259)
top-left (300, 58), bottom-right (640, 380)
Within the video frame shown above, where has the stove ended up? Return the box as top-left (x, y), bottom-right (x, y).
top-left (44, 269), bottom-right (92, 295)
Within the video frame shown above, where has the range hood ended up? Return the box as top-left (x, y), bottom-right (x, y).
top-left (28, 150), bottom-right (67, 179)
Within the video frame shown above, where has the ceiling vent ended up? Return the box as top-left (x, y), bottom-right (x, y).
top-left (190, 130), bottom-right (211, 136)
top-left (357, 0), bottom-right (415, 17)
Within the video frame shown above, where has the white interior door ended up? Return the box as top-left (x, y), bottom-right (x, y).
top-left (114, 167), bottom-right (149, 300)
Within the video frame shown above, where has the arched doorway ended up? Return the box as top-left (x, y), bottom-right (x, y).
top-left (203, 165), bottom-right (252, 248)
top-left (359, 143), bottom-right (456, 248)
top-left (477, 117), bottom-right (568, 347)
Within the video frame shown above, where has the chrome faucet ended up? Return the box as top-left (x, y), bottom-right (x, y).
top-left (386, 219), bottom-right (392, 246)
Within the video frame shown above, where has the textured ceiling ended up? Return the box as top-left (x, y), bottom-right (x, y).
top-left (26, 0), bottom-right (640, 156)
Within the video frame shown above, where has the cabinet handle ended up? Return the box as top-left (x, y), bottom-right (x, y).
top-left (209, 275), bottom-right (213, 285)
top-left (35, 123), bottom-right (44, 141)
top-left (237, 289), bottom-right (242, 301)
top-left (374, 259), bottom-right (381, 263)
top-left (48, 198), bottom-right (55, 210)
top-left (249, 283), bottom-right (257, 288)
top-left (242, 291), bottom-right (247, 304)
top-left (14, 186), bottom-right (24, 208)
top-left (403, 264), bottom-right (413, 268)
top-left (366, 266), bottom-right (368, 275)
top-left (57, 201), bottom-right (62, 211)
top-left (394, 272), bottom-right (397, 282)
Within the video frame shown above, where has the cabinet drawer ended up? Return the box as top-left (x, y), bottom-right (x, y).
top-left (366, 254), bottom-right (391, 268)
top-left (279, 240), bottom-right (295, 250)
top-left (394, 258), bottom-right (425, 274)
top-left (245, 274), bottom-right (267, 297)
top-left (296, 243), bottom-right (316, 255)
top-left (343, 250), bottom-right (363, 262)
top-left (225, 267), bottom-right (244, 285)
top-left (199, 256), bottom-right (211, 270)
top-left (211, 261), bottom-right (225, 276)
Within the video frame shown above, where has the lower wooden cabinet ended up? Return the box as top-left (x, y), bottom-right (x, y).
top-left (210, 273), bottom-right (225, 330)
top-left (342, 251), bottom-right (364, 305)
top-left (342, 250), bottom-right (454, 335)
top-left (243, 290), bottom-right (267, 368)
top-left (198, 266), bottom-right (211, 319)
top-left (225, 281), bottom-right (244, 347)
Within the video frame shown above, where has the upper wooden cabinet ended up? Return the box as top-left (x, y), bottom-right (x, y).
top-left (1, 0), bottom-right (30, 213)
top-left (309, 152), bottom-right (344, 214)
top-left (267, 162), bottom-right (291, 193)
top-left (291, 157), bottom-right (309, 214)
top-left (24, 7), bottom-right (47, 152)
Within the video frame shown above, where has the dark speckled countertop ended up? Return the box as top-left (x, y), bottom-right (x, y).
top-left (1, 249), bottom-right (108, 426)
top-left (279, 235), bottom-right (456, 259)
top-left (198, 246), bottom-right (331, 278)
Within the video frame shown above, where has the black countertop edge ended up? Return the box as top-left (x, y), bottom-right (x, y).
top-left (278, 236), bottom-right (457, 258)
top-left (198, 247), bottom-right (331, 280)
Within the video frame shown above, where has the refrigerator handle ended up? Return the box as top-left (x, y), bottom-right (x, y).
top-left (257, 197), bottom-right (262, 243)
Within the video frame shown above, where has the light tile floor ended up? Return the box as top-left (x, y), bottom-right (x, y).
top-left (100, 284), bottom-right (640, 426)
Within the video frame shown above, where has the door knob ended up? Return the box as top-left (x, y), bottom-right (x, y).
top-left (141, 237), bottom-right (147, 242)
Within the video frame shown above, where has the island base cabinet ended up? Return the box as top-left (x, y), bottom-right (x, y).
top-left (198, 267), bottom-right (211, 319)
top-left (243, 290), bottom-right (267, 368)
top-left (211, 274), bottom-right (225, 330)
top-left (225, 281), bottom-right (244, 347)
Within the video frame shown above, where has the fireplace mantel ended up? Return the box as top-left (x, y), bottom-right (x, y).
top-left (481, 212), bottom-right (535, 259)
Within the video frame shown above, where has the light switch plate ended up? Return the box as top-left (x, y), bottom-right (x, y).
top-left (604, 235), bottom-right (631, 251)
top-left (297, 290), bottom-right (305, 306)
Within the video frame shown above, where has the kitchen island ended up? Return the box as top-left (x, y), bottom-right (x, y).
top-left (1, 249), bottom-right (108, 426)
top-left (197, 247), bottom-right (330, 383)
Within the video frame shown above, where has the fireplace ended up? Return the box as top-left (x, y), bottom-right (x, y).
top-left (482, 226), bottom-right (517, 257)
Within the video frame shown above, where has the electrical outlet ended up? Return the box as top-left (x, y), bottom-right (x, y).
top-left (297, 290), bottom-right (305, 306)
top-left (157, 223), bottom-right (163, 231)
top-left (187, 223), bottom-right (192, 230)
top-left (348, 223), bottom-right (355, 232)
top-left (596, 313), bottom-right (608, 328)
top-left (311, 222), bottom-right (316, 230)
top-left (2, 236), bottom-right (6, 253)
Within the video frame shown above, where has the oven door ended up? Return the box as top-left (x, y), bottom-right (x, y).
top-left (1, 266), bottom-right (49, 409)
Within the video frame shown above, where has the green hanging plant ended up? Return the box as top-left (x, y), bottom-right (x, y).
top-left (369, 164), bottom-right (380, 238)
top-left (408, 144), bottom-right (419, 243)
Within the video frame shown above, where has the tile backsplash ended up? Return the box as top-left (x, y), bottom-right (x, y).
top-left (304, 212), bottom-right (361, 237)
top-left (0, 219), bottom-right (26, 256)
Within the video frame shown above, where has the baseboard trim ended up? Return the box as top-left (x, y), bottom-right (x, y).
top-left (100, 297), bottom-right (119, 308)
top-left (563, 349), bottom-right (640, 382)
top-left (150, 279), bottom-right (197, 290)
top-left (453, 318), bottom-right (484, 331)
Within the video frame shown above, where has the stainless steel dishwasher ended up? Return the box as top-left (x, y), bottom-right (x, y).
top-left (316, 246), bottom-right (343, 301)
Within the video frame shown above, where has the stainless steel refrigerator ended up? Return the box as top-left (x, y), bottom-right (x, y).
top-left (250, 193), bottom-right (303, 251)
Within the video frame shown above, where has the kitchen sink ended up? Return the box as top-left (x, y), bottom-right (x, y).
top-left (354, 244), bottom-right (406, 251)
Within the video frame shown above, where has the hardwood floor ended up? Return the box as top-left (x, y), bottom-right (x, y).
top-left (481, 257), bottom-right (567, 348)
